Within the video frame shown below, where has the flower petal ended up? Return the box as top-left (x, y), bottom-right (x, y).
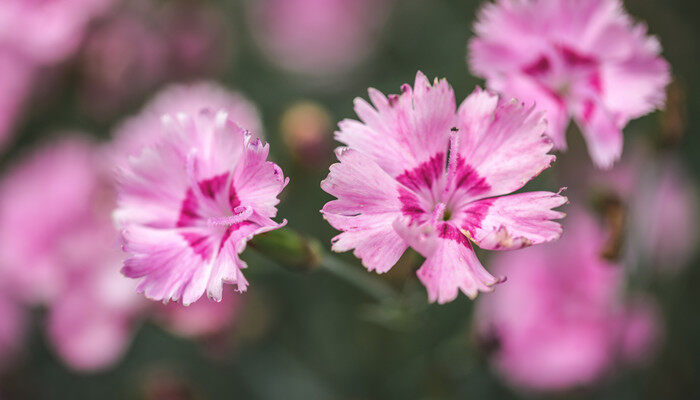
top-left (457, 91), bottom-right (555, 197)
top-left (460, 191), bottom-right (567, 250)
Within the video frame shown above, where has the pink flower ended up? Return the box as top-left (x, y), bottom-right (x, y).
top-left (0, 0), bottom-right (113, 64)
top-left (475, 209), bottom-right (662, 392)
top-left (248, 0), bottom-right (391, 77)
top-left (80, 12), bottom-right (169, 118)
top-left (110, 81), bottom-right (264, 163)
top-left (155, 294), bottom-right (242, 339)
top-left (468, 0), bottom-right (670, 168)
top-left (0, 136), bottom-right (146, 371)
top-left (321, 72), bottom-right (567, 303)
top-left (0, 138), bottom-right (101, 303)
top-left (114, 108), bottom-right (288, 305)
top-left (47, 253), bottom-right (144, 372)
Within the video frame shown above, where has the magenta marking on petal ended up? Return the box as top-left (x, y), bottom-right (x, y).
top-left (219, 221), bottom-right (254, 251)
top-left (461, 198), bottom-right (494, 236)
top-left (557, 45), bottom-right (597, 67)
top-left (438, 223), bottom-right (469, 246)
top-left (177, 189), bottom-right (201, 227)
top-left (522, 55), bottom-right (551, 76)
top-left (229, 180), bottom-right (241, 210)
top-left (398, 187), bottom-right (425, 223)
top-left (182, 232), bottom-right (213, 260)
top-left (198, 173), bottom-right (229, 199)
top-left (396, 153), bottom-right (445, 193)
top-left (451, 156), bottom-right (491, 197)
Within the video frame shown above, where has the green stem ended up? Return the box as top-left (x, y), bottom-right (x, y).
top-left (320, 252), bottom-right (399, 303)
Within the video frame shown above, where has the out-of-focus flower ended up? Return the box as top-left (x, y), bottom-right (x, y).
top-left (114, 108), bottom-right (288, 305)
top-left (0, 137), bottom-right (146, 371)
top-left (163, 2), bottom-right (232, 80)
top-left (110, 81), bottom-right (264, 163)
top-left (80, 11), bottom-right (169, 118)
top-left (590, 146), bottom-right (698, 271)
top-left (0, 138), bottom-right (100, 303)
top-left (0, 0), bottom-right (113, 65)
top-left (47, 252), bottom-right (143, 372)
top-left (249, 0), bottom-right (391, 77)
top-left (155, 294), bottom-right (242, 339)
top-left (475, 209), bottom-right (661, 392)
top-left (322, 72), bottom-right (566, 304)
top-left (280, 102), bottom-right (332, 168)
top-left (0, 291), bottom-right (26, 368)
top-left (0, 52), bottom-right (33, 151)
top-left (469, 0), bottom-right (670, 168)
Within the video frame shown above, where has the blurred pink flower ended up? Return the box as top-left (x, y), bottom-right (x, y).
top-left (114, 108), bottom-right (288, 305)
top-left (0, 0), bottom-right (113, 64)
top-left (0, 52), bottom-right (33, 151)
top-left (0, 138), bottom-right (101, 303)
top-left (110, 81), bottom-right (264, 164)
top-left (47, 250), bottom-right (144, 372)
top-left (591, 147), bottom-right (698, 271)
top-left (249, 0), bottom-right (391, 77)
top-left (469, 0), bottom-right (670, 168)
top-left (0, 137), bottom-right (146, 371)
top-left (0, 291), bottom-right (26, 368)
top-left (80, 12), bottom-right (169, 117)
top-left (322, 72), bottom-right (566, 303)
top-left (155, 294), bottom-right (242, 339)
top-left (163, 2), bottom-right (231, 80)
top-left (475, 209), bottom-right (661, 392)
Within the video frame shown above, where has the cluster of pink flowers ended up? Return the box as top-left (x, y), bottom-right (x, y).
top-left (0, 83), bottom-right (258, 371)
top-left (0, 0), bottom-right (684, 390)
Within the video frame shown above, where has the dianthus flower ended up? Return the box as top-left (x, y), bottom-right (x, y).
top-left (115, 109), bottom-right (287, 305)
top-left (322, 72), bottom-right (566, 303)
top-left (468, 0), bottom-right (670, 168)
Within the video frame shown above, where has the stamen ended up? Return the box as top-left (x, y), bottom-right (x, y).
top-left (207, 206), bottom-right (253, 227)
top-left (444, 128), bottom-right (460, 195)
top-left (431, 202), bottom-right (447, 225)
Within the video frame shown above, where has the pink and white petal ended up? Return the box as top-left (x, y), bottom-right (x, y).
top-left (458, 95), bottom-right (555, 197)
top-left (484, 74), bottom-right (569, 149)
top-left (326, 213), bottom-right (407, 273)
top-left (233, 136), bottom-right (288, 218)
top-left (115, 144), bottom-right (189, 228)
top-left (461, 191), bottom-right (567, 251)
top-left (322, 148), bottom-right (403, 215)
top-left (574, 100), bottom-right (624, 169)
top-left (456, 87), bottom-right (499, 148)
top-left (416, 225), bottom-right (500, 303)
top-left (336, 72), bottom-right (454, 177)
top-left (599, 56), bottom-right (670, 121)
top-left (121, 226), bottom-right (212, 304)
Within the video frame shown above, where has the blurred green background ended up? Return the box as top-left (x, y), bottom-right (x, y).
top-left (2, 0), bottom-right (699, 399)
